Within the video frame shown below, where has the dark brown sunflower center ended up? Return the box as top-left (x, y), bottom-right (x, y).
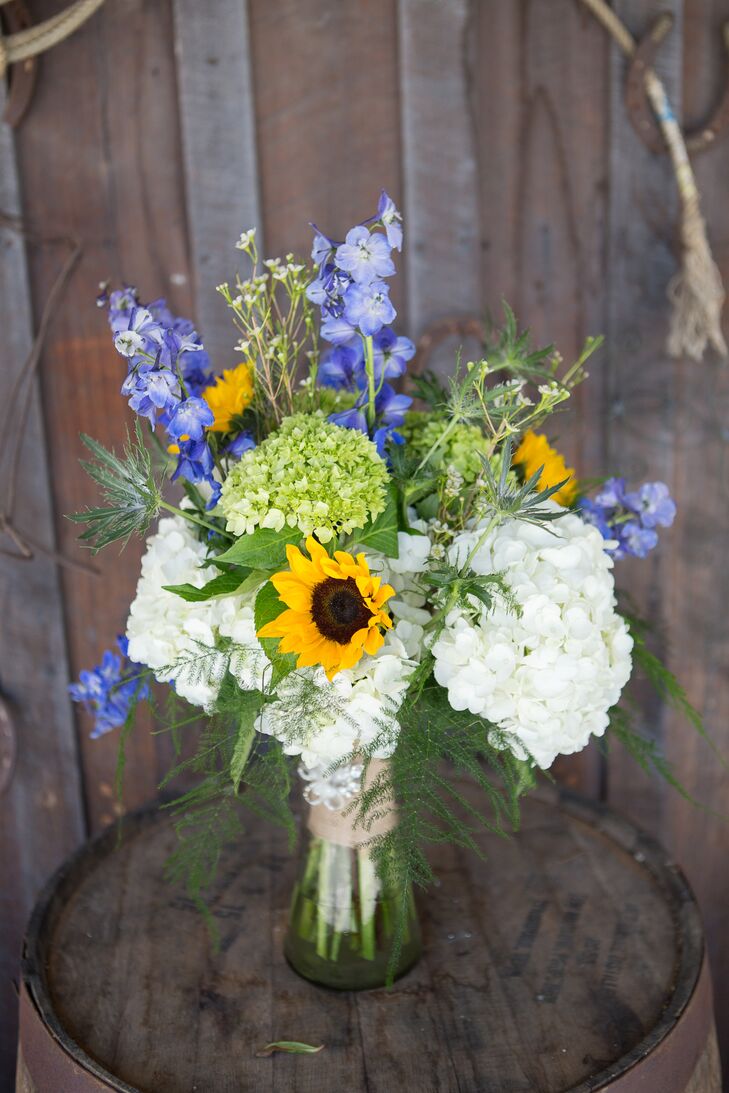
top-left (311, 577), bottom-right (373, 645)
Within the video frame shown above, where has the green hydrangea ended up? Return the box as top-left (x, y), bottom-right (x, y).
top-left (219, 412), bottom-right (389, 543)
top-left (401, 412), bottom-right (490, 483)
top-left (291, 380), bottom-right (357, 418)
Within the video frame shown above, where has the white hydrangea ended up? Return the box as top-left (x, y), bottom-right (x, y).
top-left (126, 516), bottom-right (268, 710)
top-left (431, 509), bottom-right (633, 769)
top-left (256, 531), bottom-right (432, 767)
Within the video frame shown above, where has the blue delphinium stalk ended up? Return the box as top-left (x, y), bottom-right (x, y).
top-left (69, 636), bottom-right (149, 739)
top-left (225, 431), bottom-right (256, 459)
top-left (101, 286), bottom-right (219, 496)
top-left (578, 476), bottom-right (676, 559)
top-left (307, 192), bottom-right (413, 452)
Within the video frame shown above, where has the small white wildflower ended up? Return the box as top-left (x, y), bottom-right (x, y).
top-left (235, 228), bottom-right (256, 251)
top-left (443, 465), bottom-right (465, 500)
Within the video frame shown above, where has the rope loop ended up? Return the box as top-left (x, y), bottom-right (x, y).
top-left (0, 0), bottom-right (105, 71)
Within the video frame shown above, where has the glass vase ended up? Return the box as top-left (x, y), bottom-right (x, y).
top-left (284, 760), bottom-right (421, 990)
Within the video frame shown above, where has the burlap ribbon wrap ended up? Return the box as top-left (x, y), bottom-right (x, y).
top-left (307, 758), bottom-right (397, 848)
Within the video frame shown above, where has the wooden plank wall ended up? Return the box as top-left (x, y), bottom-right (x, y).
top-left (2, 0), bottom-right (728, 1084)
top-left (0, 82), bottom-right (85, 1083)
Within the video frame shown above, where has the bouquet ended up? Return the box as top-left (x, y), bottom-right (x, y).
top-left (70, 192), bottom-right (697, 989)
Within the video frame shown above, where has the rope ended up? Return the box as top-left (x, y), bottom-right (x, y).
top-left (579, 0), bottom-right (727, 361)
top-left (0, 0), bottom-right (106, 79)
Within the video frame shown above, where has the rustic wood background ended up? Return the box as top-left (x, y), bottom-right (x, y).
top-left (1, 0), bottom-right (728, 1087)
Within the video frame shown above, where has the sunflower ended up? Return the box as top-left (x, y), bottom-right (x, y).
top-left (258, 537), bottom-right (395, 679)
top-left (512, 430), bottom-right (577, 506)
top-left (203, 361), bottom-right (255, 432)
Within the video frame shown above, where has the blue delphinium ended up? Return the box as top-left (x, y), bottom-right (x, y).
top-left (343, 280), bottom-right (397, 336)
top-left (318, 343), bottom-right (364, 389)
top-left (335, 225), bottom-right (396, 283)
top-left (69, 636), bottom-right (149, 739)
top-left (225, 431), bottom-right (257, 459)
top-left (377, 189), bottom-right (403, 251)
top-left (103, 286), bottom-right (218, 493)
top-left (372, 327), bottom-right (415, 381)
top-left (578, 475), bottom-right (676, 560)
top-left (167, 397), bottom-right (215, 442)
top-left (331, 383), bottom-right (412, 458)
top-left (308, 193), bottom-right (414, 452)
top-left (623, 481), bottom-right (676, 529)
top-left (121, 366), bottom-right (180, 426)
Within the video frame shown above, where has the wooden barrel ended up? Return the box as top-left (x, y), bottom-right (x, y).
top-left (16, 785), bottom-right (721, 1093)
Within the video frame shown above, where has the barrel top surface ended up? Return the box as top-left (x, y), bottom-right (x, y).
top-left (22, 785), bottom-right (705, 1093)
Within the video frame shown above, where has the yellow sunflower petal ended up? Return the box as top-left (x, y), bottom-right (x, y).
top-left (261, 537), bottom-right (395, 679)
top-left (285, 543), bottom-right (321, 585)
top-left (363, 628), bottom-right (385, 655)
top-left (332, 549), bottom-right (356, 568)
top-left (305, 536), bottom-right (330, 566)
top-left (257, 608), bottom-right (302, 640)
top-left (320, 556), bottom-right (347, 579)
top-left (276, 618), bottom-right (324, 654)
top-left (268, 574), bottom-right (313, 612)
top-left (372, 583), bottom-right (396, 607)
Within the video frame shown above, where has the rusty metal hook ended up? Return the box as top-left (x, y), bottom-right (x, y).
top-left (626, 12), bottom-right (729, 156)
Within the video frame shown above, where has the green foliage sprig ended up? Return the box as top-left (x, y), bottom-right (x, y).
top-left (351, 657), bottom-right (536, 981)
top-left (69, 423), bottom-right (163, 551)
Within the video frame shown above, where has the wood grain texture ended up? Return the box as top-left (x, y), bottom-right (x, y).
top-left (398, 0), bottom-right (482, 367)
top-left (173, 0), bottom-right (262, 371)
top-left (0, 96), bottom-right (85, 1092)
top-left (249, 0), bottom-right (403, 308)
top-left (662, 0), bottom-right (729, 1077)
top-left (11, 0), bottom-right (195, 835)
top-left (473, 0), bottom-right (612, 798)
top-left (603, 0), bottom-right (683, 827)
top-left (20, 787), bottom-right (716, 1093)
top-left (602, 8), bottom-right (729, 1082)
top-left (5, 0), bottom-right (729, 1079)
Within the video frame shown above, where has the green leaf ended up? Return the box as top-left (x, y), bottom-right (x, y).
top-left (230, 691), bottom-right (266, 793)
top-left (163, 569), bottom-right (252, 603)
top-left (254, 579), bottom-right (285, 630)
top-left (255, 1042), bottom-right (325, 1058)
top-left (355, 482), bottom-right (399, 557)
top-left (254, 581), bottom-right (297, 682)
top-left (215, 525), bottom-right (303, 570)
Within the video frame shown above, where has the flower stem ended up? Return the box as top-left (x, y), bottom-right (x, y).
top-left (413, 414), bottom-right (460, 477)
top-left (158, 500), bottom-right (233, 540)
top-left (358, 849), bottom-right (377, 961)
top-left (463, 513), bottom-right (500, 571)
top-left (316, 841), bottom-right (330, 958)
top-left (363, 335), bottom-right (377, 431)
